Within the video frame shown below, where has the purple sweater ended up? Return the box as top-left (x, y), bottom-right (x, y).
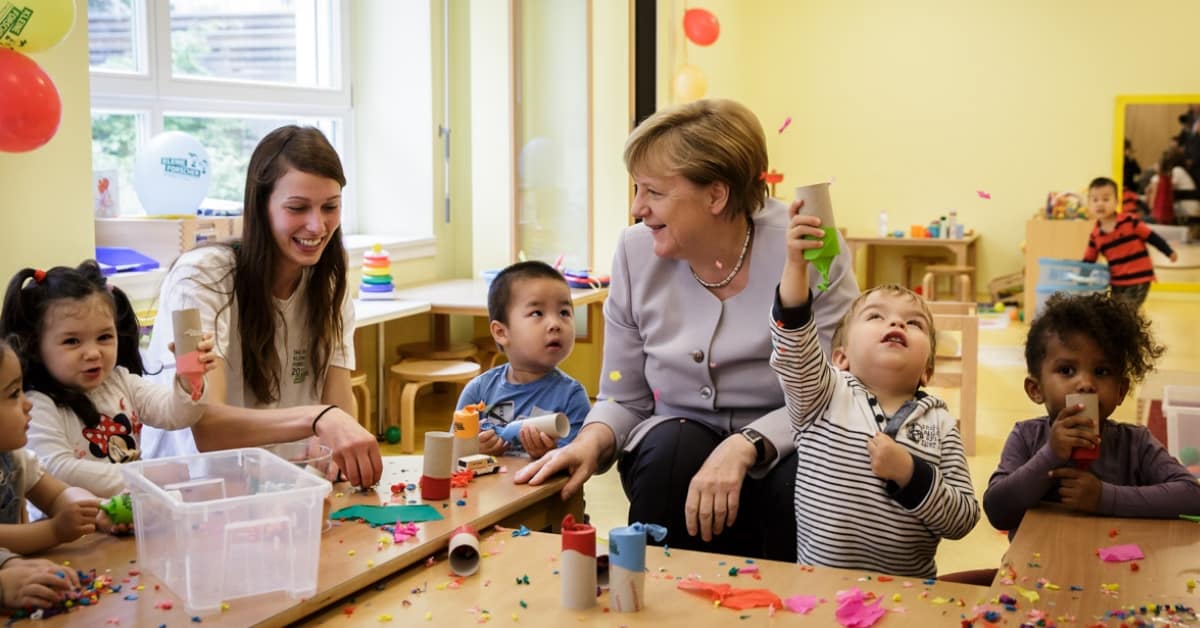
top-left (984, 416), bottom-right (1200, 532)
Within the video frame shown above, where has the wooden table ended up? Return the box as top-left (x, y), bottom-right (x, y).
top-left (305, 530), bottom-right (986, 625)
top-left (353, 299), bottom-right (432, 436)
top-left (845, 234), bottom-right (979, 291)
top-left (391, 279), bottom-right (609, 347)
top-left (984, 508), bottom-right (1200, 622)
top-left (37, 456), bottom-right (582, 627)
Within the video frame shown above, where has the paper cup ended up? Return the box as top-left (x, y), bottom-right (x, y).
top-left (795, 182), bottom-right (836, 230)
top-left (448, 525), bottom-right (481, 576)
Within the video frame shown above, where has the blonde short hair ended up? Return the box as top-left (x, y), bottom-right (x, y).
top-left (831, 284), bottom-right (937, 374)
top-left (623, 99), bottom-right (768, 222)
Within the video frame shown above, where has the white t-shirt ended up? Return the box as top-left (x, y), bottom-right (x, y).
top-left (1149, 167), bottom-right (1200, 218)
top-left (142, 246), bottom-right (356, 458)
top-left (26, 366), bottom-right (205, 496)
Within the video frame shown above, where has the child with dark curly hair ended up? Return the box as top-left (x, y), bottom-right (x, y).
top-left (984, 292), bottom-right (1200, 534)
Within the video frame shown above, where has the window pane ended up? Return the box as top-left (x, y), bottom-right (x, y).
top-left (163, 115), bottom-right (340, 207)
top-left (91, 111), bottom-right (144, 215)
top-left (88, 0), bottom-right (140, 72)
top-left (169, 0), bottom-right (337, 88)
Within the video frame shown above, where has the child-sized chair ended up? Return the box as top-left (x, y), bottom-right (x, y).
top-left (922, 265), bottom-right (974, 302)
top-left (350, 371), bottom-right (372, 432)
top-left (386, 360), bottom-right (482, 453)
top-left (927, 301), bottom-right (978, 456)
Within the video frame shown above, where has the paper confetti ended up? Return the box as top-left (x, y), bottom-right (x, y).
top-left (608, 370), bottom-right (622, 382)
top-left (512, 525), bottom-right (531, 537)
top-left (976, 190), bottom-right (991, 199)
top-left (782, 595), bottom-right (816, 615)
top-left (778, 116), bottom-right (792, 134)
top-left (1098, 543), bottom-right (1144, 562)
top-left (1015, 586), bottom-right (1039, 604)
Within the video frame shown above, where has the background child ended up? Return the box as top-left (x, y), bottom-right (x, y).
top-left (0, 338), bottom-right (108, 554)
top-left (455, 261), bottom-right (590, 460)
top-left (770, 209), bottom-right (978, 578)
top-left (1083, 176), bottom-right (1178, 308)
top-left (983, 292), bottom-right (1200, 533)
top-left (0, 262), bottom-right (214, 497)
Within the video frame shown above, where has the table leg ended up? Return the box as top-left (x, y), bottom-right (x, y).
top-left (432, 314), bottom-right (450, 350)
top-left (375, 322), bottom-right (386, 438)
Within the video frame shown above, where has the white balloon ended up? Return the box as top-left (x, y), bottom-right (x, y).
top-left (134, 131), bottom-right (211, 216)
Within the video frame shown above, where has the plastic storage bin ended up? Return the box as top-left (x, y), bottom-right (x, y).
top-left (1164, 385), bottom-right (1200, 477)
top-left (1033, 258), bottom-right (1110, 317)
top-left (120, 448), bottom-right (331, 614)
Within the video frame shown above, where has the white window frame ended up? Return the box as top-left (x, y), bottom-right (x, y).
top-left (88, 0), bottom-right (361, 232)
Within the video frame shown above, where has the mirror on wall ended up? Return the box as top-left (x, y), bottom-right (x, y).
top-left (513, 0), bottom-right (592, 271)
top-left (1115, 95), bottom-right (1200, 289)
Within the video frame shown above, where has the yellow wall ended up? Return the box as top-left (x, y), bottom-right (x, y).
top-left (665, 0), bottom-right (1200, 291)
top-left (0, 6), bottom-right (94, 283)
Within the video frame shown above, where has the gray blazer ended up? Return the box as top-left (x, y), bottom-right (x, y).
top-left (585, 197), bottom-right (859, 476)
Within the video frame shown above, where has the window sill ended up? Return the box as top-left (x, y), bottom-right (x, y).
top-left (108, 235), bottom-right (436, 306)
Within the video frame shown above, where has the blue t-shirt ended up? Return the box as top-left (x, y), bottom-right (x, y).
top-left (454, 365), bottom-right (590, 455)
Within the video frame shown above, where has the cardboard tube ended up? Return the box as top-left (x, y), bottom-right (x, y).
top-left (1067, 392), bottom-right (1100, 466)
top-left (448, 525), bottom-right (481, 576)
top-left (607, 523), bottom-right (666, 612)
top-left (795, 182), bottom-right (836, 230)
top-left (561, 514), bottom-right (597, 609)
top-left (608, 564), bottom-right (642, 612)
top-left (498, 413), bottom-right (569, 445)
top-left (172, 308), bottom-right (205, 377)
top-left (452, 405), bottom-right (482, 460)
top-left (420, 431), bottom-right (453, 500)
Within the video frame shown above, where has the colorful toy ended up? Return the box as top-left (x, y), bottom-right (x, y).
top-left (100, 494), bottom-right (133, 525)
top-left (359, 244), bottom-right (396, 299)
top-left (561, 269), bottom-right (610, 289)
top-left (1044, 191), bottom-right (1088, 220)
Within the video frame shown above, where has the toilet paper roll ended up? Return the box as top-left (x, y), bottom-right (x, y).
top-left (172, 308), bottom-right (204, 375)
top-left (794, 182), bottom-right (836, 229)
top-left (498, 413), bottom-right (570, 445)
top-left (448, 525), bottom-right (481, 576)
top-left (606, 522), bottom-right (667, 612)
top-left (561, 514), bottom-right (597, 609)
top-left (608, 564), bottom-right (643, 612)
top-left (1067, 392), bottom-right (1100, 465)
top-left (420, 431), bottom-right (454, 500)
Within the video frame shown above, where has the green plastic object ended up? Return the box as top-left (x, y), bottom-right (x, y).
top-left (1179, 446), bottom-right (1200, 466)
top-left (100, 494), bottom-right (133, 525)
top-left (803, 227), bottom-right (841, 291)
top-left (385, 426), bottom-right (402, 444)
top-left (330, 504), bottom-right (444, 526)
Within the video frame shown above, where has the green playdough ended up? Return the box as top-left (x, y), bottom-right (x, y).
top-left (1179, 446), bottom-right (1200, 466)
top-left (803, 227), bottom-right (841, 291)
top-left (100, 494), bottom-right (133, 525)
top-left (385, 426), bottom-right (402, 445)
top-left (330, 504), bottom-right (445, 526)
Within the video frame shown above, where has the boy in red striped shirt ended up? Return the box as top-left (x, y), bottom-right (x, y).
top-left (1082, 177), bottom-right (1178, 307)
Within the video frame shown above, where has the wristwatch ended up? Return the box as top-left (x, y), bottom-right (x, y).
top-left (739, 428), bottom-right (766, 464)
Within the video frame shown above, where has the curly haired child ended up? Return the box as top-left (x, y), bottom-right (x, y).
top-left (984, 291), bottom-right (1200, 533)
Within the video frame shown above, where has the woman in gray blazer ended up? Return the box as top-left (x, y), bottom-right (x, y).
top-left (517, 99), bottom-right (858, 560)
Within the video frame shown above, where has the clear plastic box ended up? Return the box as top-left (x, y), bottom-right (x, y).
top-left (120, 448), bottom-right (331, 614)
top-left (1164, 385), bottom-right (1200, 477)
top-left (1036, 257), bottom-right (1110, 290)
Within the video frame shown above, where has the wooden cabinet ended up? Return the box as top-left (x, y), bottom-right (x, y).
top-left (95, 216), bottom-right (243, 268)
top-left (1023, 218), bottom-right (1094, 316)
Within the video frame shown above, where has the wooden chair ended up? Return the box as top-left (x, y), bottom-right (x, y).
top-left (472, 336), bottom-right (505, 371)
top-left (395, 341), bottom-right (479, 362)
top-left (386, 360), bottom-right (482, 453)
top-left (922, 265), bottom-right (974, 302)
top-left (927, 301), bottom-right (978, 456)
top-left (349, 372), bottom-right (372, 433)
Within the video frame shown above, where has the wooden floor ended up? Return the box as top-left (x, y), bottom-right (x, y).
top-left (386, 290), bottom-right (1200, 575)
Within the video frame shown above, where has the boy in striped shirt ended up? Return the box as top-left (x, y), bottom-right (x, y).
top-left (1083, 177), bottom-right (1177, 308)
top-left (768, 208), bottom-right (979, 578)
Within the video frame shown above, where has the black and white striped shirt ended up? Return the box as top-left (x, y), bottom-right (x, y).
top-left (768, 298), bottom-right (979, 578)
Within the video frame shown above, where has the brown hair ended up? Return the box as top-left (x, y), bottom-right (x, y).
top-left (831, 284), bottom-right (937, 373)
top-left (226, 125), bottom-right (348, 404)
top-left (623, 99), bottom-right (768, 222)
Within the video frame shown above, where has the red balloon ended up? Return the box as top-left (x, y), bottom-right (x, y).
top-left (683, 8), bottom-right (720, 46)
top-left (0, 48), bottom-right (62, 153)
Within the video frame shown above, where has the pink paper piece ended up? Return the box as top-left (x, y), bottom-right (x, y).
top-left (1098, 543), bottom-right (1144, 562)
top-left (977, 189), bottom-right (991, 199)
top-left (834, 588), bottom-right (886, 628)
top-left (778, 116), bottom-right (792, 134)
top-left (738, 565), bottom-right (759, 574)
top-left (784, 594), bottom-right (817, 614)
top-left (393, 523), bottom-right (419, 543)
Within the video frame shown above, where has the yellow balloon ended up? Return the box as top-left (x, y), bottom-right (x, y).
top-left (0, 0), bottom-right (76, 54)
top-left (674, 64), bottom-right (707, 102)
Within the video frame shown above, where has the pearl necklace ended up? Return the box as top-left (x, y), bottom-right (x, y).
top-left (691, 221), bottom-right (754, 289)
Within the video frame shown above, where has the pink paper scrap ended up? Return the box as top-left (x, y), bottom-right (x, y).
top-left (834, 587), bottom-right (886, 628)
top-left (1098, 543), bottom-right (1144, 562)
top-left (784, 594), bottom-right (818, 614)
